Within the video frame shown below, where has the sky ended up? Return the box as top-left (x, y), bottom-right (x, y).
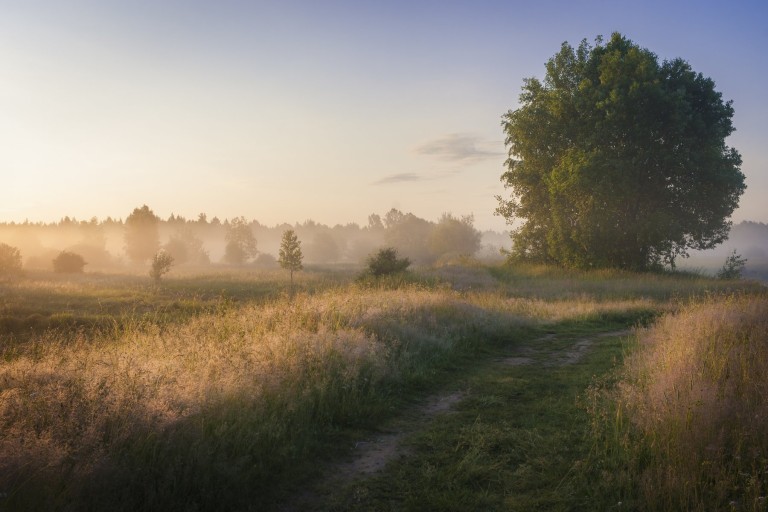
top-left (1, 0), bottom-right (766, 231)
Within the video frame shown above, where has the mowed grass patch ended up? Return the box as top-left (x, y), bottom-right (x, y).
top-left (321, 326), bottom-right (633, 512)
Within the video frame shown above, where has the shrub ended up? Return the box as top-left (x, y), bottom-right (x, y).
top-left (717, 249), bottom-right (747, 279)
top-left (254, 253), bottom-right (278, 268)
top-left (0, 243), bottom-right (23, 278)
top-left (52, 251), bottom-right (87, 273)
top-left (364, 247), bottom-right (411, 277)
top-left (149, 250), bottom-right (174, 283)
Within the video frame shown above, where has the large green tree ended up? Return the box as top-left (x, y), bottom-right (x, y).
top-left (496, 33), bottom-right (745, 270)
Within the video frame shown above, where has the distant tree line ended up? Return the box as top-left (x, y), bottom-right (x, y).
top-left (0, 206), bottom-right (499, 273)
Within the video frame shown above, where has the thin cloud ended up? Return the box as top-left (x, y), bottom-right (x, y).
top-left (414, 134), bottom-right (504, 163)
top-left (373, 172), bottom-right (424, 185)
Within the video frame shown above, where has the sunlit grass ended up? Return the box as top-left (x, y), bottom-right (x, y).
top-left (0, 284), bottom-right (530, 510)
top-left (0, 268), bottom-right (350, 340)
top-left (0, 264), bottom-right (761, 510)
top-left (585, 293), bottom-right (768, 511)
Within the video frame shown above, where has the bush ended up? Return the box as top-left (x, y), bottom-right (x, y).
top-left (254, 253), bottom-right (278, 268)
top-left (364, 248), bottom-right (411, 277)
top-left (717, 249), bottom-right (747, 279)
top-left (149, 250), bottom-right (174, 283)
top-left (52, 251), bottom-right (87, 273)
top-left (0, 243), bottom-right (23, 278)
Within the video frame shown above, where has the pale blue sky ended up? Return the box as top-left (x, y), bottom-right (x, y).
top-left (1, 0), bottom-right (766, 230)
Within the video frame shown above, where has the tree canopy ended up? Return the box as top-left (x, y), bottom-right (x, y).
top-left (496, 33), bottom-right (745, 270)
top-left (124, 205), bottom-right (160, 264)
top-left (0, 243), bottom-right (22, 278)
top-left (429, 214), bottom-right (481, 261)
top-left (223, 216), bottom-right (258, 264)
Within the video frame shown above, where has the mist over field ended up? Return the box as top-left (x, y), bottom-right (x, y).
top-left (4, 208), bottom-right (768, 282)
top-left (0, 208), bottom-right (509, 274)
top-left (2, 1), bottom-right (768, 509)
top-left (682, 221), bottom-right (768, 280)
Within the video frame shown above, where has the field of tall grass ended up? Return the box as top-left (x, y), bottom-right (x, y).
top-left (586, 294), bottom-right (768, 511)
top-left (0, 263), bottom-right (763, 510)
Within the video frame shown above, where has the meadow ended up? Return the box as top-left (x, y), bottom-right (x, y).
top-left (0, 263), bottom-right (765, 511)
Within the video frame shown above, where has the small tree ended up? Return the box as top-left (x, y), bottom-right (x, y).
top-left (365, 247), bottom-right (411, 277)
top-left (52, 251), bottom-right (87, 273)
top-left (149, 250), bottom-right (174, 284)
top-left (278, 229), bottom-right (303, 289)
top-left (717, 250), bottom-right (747, 279)
top-left (0, 243), bottom-right (23, 278)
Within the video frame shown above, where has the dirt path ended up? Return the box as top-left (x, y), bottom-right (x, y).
top-left (278, 328), bottom-right (632, 511)
top-left (499, 329), bottom-right (633, 367)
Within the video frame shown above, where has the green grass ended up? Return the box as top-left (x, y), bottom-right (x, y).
top-left (316, 325), bottom-right (637, 512)
top-left (0, 268), bottom-right (352, 341)
top-left (0, 263), bottom-right (763, 511)
top-left (487, 261), bottom-right (760, 301)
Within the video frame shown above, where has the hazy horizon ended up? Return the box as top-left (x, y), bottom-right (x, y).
top-left (2, 0), bottom-right (767, 231)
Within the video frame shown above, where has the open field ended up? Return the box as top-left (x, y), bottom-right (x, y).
top-left (0, 263), bottom-right (765, 511)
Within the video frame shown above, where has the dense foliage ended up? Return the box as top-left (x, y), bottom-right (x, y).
top-left (365, 247), bottom-right (411, 277)
top-left (497, 33), bottom-right (745, 270)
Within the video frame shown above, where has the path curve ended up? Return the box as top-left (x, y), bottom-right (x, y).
top-left (278, 328), bottom-right (633, 510)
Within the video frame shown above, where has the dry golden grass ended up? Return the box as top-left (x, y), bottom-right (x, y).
top-left (1, 264), bottom-right (760, 509)
top-left (0, 285), bottom-right (527, 509)
top-left (591, 293), bottom-right (768, 511)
